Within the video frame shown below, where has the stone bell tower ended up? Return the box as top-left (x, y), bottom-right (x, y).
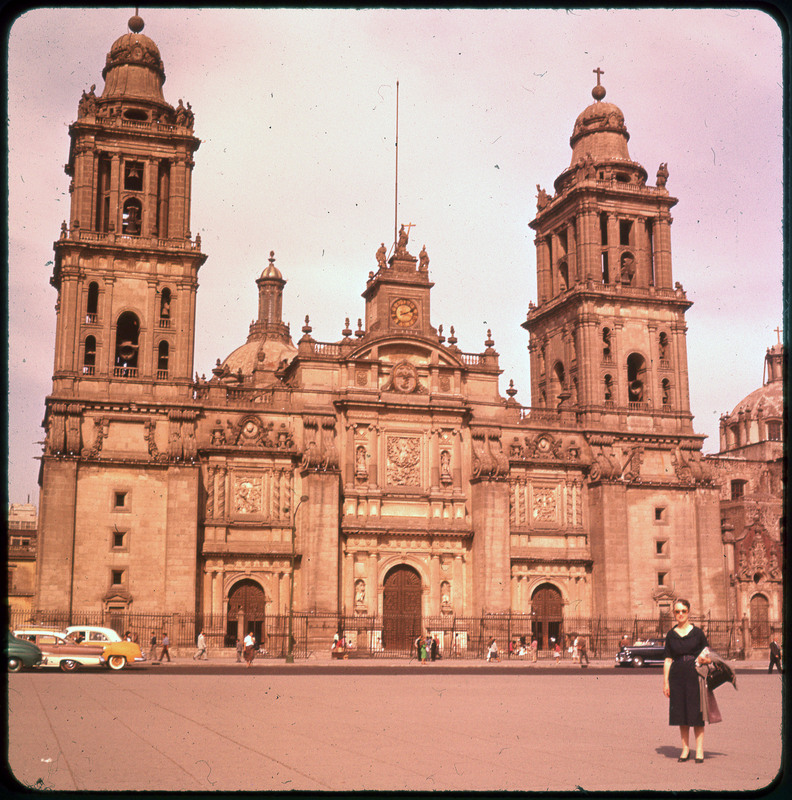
top-left (36, 14), bottom-right (205, 615)
top-left (524, 71), bottom-right (694, 436)
top-left (50, 13), bottom-right (205, 400)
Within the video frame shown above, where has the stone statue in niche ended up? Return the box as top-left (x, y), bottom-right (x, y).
top-left (440, 449), bottom-right (452, 484)
top-left (355, 445), bottom-right (368, 480)
top-left (620, 252), bottom-right (635, 284)
top-left (441, 581), bottom-right (452, 614)
top-left (354, 580), bottom-right (366, 613)
top-left (210, 419), bottom-right (226, 446)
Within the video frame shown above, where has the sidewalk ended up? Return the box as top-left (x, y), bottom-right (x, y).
top-left (149, 651), bottom-right (773, 670)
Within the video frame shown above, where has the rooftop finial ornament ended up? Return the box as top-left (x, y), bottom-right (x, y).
top-left (592, 67), bottom-right (606, 101)
top-left (128, 11), bottom-right (145, 33)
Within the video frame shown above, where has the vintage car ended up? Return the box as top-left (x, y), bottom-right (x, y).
top-left (615, 639), bottom-right (666, 668)
top-left (13, 629), bottom-right (106, 672)
top-left (64, 626), bottom-right (146, 670)
top-left (7, 632), bottom-right (43, 672)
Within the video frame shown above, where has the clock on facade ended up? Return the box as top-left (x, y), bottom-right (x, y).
top-left (391, 298), bottom-right (418, 327)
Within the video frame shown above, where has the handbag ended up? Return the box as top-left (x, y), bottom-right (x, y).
top-left (706, 658), bottom-right (736, 691)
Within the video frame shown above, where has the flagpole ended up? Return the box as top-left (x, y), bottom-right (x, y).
top-left (394, 80), bottom-right (399, 251)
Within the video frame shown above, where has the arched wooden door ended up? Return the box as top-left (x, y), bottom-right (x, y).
top-left (532, 583), bottom-right (563, 651)
top-left (382, 565), bottom-right (422, 652)
top-left (750, 593), bottom-right (770, 648)
top-left (226, 579), bottom-right (266, 647)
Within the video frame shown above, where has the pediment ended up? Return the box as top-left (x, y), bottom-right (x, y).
top-left (348, 338), bottom-right (463, 368)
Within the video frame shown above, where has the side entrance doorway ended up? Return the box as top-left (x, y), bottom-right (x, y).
top-left (382, 565), bottom-right (422, 653)
top-left (226, 579), bottom-right (266, 647)
top-left (532, 583), bottom-right (563, 651)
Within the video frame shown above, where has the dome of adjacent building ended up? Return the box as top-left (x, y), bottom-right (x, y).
top-left (221, 338), bottom-right (297, 377)
top-left (100, 15), bottom-right (167, 104)
top-left (728, 374), bottom-right (783, 422)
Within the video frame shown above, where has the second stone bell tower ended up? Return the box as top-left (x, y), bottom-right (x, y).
top-left (524, 71), bottom-right (694, 436)
top-left (50, 12), bottom-right (206, 400)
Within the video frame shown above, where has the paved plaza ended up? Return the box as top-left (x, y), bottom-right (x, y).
top-left (7, 662), bottom-right (783, 792)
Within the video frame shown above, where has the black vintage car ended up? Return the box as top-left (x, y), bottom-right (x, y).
top-left (615, 639), bottom-right (666, 667)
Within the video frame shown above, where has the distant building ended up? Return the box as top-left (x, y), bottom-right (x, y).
top-left (34, 14), bottom-right (773, 651)
top-left (8, 503), bottom-right (38, 612)
top-left (708, 341), bottom-right (784, 655)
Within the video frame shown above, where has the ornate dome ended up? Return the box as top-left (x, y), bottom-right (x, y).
top-left (728, 345), bottom-right (784, 421)
top-left (569, 83), bottom-right (631, 165)
top-left (100, 16), bottom-right (167, 104)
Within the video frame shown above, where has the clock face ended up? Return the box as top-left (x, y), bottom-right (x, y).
top-left (391, 298), bottom-right (418, 327)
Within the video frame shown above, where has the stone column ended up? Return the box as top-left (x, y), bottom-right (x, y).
top-left (653, 212), bottom-right (673, 289)
top-left (109, 155), bottom-right (121, 233)
top-left (103, 276), bottom-right (116, 375)
top-left (470, 478), bottom-right (511, 613)
top-left (606, 213), bottom-right (620, 284)
top-left (536, 236), bottom-right (551, 304)
top-left (299, 470), bottom-right (341, 613)
top-left (567, 221), bottom-right (578, 284)
top-left (635, 216), bottom-right (651, 287)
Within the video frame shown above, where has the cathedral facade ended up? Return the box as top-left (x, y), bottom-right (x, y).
top-left (36, 15), bottom-right (739, 649)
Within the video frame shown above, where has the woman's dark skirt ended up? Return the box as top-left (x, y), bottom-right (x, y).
top-left (669, 658), bottom-right (705, 726)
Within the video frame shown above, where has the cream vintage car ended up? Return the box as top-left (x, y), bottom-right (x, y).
top-left (64, 626), bottom-right (146, 670)
top-left (13, 629), bottom-right (105, 672)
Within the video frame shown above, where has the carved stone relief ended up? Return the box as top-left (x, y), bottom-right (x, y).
top-left (386, 436), bottom-right (421, 486)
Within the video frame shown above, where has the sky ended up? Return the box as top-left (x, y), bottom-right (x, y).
top-left (6, 7), bottom-right (785, 506)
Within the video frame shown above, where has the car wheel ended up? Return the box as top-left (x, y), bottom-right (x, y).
top-left (632, 656), bottom-right (644, 668)
top-left (8, 657), bottom-right (22, 673)
top-left (107, 655), bottom-right (126, 671)
top-left (60, 660), bottom-right (79, 672)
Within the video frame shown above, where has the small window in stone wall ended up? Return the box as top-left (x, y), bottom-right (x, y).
top-left (114, 491), bottom-right (127, 509)
top-left (767, 421), bottom-right (782, 441)
top-left (111, 569), bottom-right (124, 586)
top-left (657, 571), bottom-right (668, 586)
top-left (656, 539), bottom-right (668, 556)
top-left (112, 530), bottom-right (126, 549)
top-left (731, 480), bottom-right (747, 501)
top-left (654, 507), bottom-right (666, 523)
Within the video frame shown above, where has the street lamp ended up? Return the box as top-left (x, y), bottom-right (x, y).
top-left (286, 494), bottom-right (309, 663)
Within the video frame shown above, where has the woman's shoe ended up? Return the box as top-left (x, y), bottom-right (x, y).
top-left (678, 752), bottom-right (690, 762)
top-left (694, 756), bottom-right (704, 764)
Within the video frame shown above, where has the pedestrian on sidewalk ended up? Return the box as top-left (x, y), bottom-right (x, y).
top-left (552, 639), bottom-right (561, 664)
top-left (768, 639), bottom-right (782, 673)
top-left (578, 636), bottom-right (589, 668)
top-left (487, 638), bottom-right (500, 662)
top-left (236, 638), bottom-right (243, 663)
top-left (193, 630), bottom-right (207, 660)
top-left (159, 632), bottom-right (171, 662)
top-left (244, 632), bottom-right (255, 666)
top-left (148, 631), bottom-right (158, 661)
top-left (530, 637), bottom-right (538, 662)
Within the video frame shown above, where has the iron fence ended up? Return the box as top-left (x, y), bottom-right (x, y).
top-left (9, 608), bottom-right (778, 661)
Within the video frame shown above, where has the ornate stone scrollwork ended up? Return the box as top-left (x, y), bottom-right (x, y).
top-left (471, 429), bottom-right (509, 480)
top-left (383, 360), bottom-right (425, 394)
top-left (301, 416), bottom-right (340, 472)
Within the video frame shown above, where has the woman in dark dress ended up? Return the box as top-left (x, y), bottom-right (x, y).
top-left (663, 598), bottom-right (711, 763)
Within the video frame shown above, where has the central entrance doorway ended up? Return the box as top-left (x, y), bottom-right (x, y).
top-left (382, 565), bottom-right (422, 653)
top-left (531, 583), bottom-right (563, 651)
top-left (226, 579), bottom-right (266, 647)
